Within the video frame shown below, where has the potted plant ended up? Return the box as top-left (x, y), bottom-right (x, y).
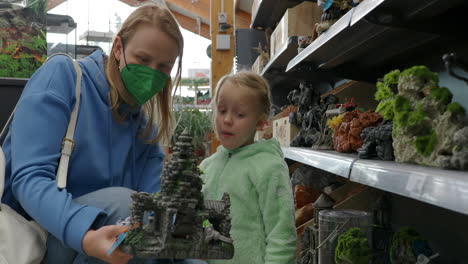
top-left (173, 109), bottom-right (212, 160)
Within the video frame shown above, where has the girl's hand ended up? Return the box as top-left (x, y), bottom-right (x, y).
top-left (82, 225), bottom-right (133, 264)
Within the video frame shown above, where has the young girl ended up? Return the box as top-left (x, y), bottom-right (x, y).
top-left (200, 72), bottom-right (297, 263)
top-left (1, 3), bottom-right (183, 264)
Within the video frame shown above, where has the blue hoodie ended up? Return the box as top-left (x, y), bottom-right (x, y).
top-left (1, 51), bottom-right (165, 253)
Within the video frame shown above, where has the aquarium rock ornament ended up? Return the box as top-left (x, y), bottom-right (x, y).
top-left (289, 83), bottom-right (338, 148)
top-left (357, 120), bottom-right (394, 160)
top-left (389, 66), bottom-right (468, 170)
top-left (121, 129), bottom-right (234, 259)
top-left (332, 110), bottom-right (383, 153)
top-left (390, 227), bottom-right (438, 264)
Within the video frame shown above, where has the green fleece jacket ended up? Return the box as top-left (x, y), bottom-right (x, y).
top-left (200, 139), bottom-right (296, 264)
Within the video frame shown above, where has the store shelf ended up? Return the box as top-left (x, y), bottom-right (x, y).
top-left (250, 0), bottom-right (302, 30)
top-left (350, 159), bottom-right (468, 215)
top-left (286, 0), bottom-right (468, 81)
top-left (282, 147), bottom-right (358, 178)
top-left (261, 36), bottom-right (298, 80)
top-left (282, 145), bottom-right (468, 215)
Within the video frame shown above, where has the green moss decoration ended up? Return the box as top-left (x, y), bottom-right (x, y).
top-left (383, 69), bottom-right (401, 86)
top-left (407, 103), bottom-right (426, 127)
top-left (122, 229), bottom-right (145, 247)
top-left (400, 66), bottom-right (438, 84)
top-left (375, 82), bottom-right (394, 101)
top-left (414, 130), bottom-right (437, 157)
top-left (335, 228), bottom-right (370, 264)
top-left (375, 98), bottom-right (395, 120)
top-left (390, 227), bottom-right (420, 263)
top-left (375, 70), bottom-right (400, 120)
top-left (447, 102), bottom-right (466, 115)
top-left (429, 87), bottom-right (452, 104)
top-left (393, 95), bottom-right (411, 113)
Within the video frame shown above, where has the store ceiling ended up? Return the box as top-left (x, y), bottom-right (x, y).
top-left (47, 0), bottom-right (252, 39)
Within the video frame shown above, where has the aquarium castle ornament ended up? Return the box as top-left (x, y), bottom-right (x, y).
top-left (120, 129), bottom-right (234, 259)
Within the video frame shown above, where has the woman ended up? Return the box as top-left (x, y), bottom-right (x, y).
top-left (1, 3), bottom-right (183, 263)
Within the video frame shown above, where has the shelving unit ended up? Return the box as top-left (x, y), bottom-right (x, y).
top-left (261, 36), bottom-right (298, 80)
top-left (283, 147), bottom-right (468, 215)
top-left (282, 147), bottom-right (356, 178)
top-left (285, 0), bottom-right (468, 81)
top-left (250, 0), bottom-right (302, 30)
top-left (249, 0), bottom-right (468, 261)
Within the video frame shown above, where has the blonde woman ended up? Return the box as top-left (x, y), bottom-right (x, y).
top-left (2, 4), bottom-right (183, 263)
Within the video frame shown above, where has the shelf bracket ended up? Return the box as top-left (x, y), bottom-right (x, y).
top-left (443, 53), bottom-right (468, 85)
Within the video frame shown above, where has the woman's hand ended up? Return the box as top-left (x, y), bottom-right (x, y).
top-left (83, 225), bottom-right (133, 264)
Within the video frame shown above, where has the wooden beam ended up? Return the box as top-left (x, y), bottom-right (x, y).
top-left (172, 11), bottom-right (210, 39)
top-left (166, 0), bottom-right (210, 21)
top-left (211, 0), bottom-right (235, 152)
top-left (47, 0), bottom-right (66, 11)
top-left (235, 9), bottom-right (251, 29)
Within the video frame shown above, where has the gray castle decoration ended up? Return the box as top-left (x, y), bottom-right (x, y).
top-left (121, 129), bottom-right (234, 259)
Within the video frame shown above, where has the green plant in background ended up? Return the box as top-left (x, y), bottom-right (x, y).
top-left (335, 227), bottom-right (370, 264)
top-left (174, 109), bottom-right (212, 151)
top-left (0, 0), bottom-right (47, 78)
top-left (25, 0), bottom-right (47, 21)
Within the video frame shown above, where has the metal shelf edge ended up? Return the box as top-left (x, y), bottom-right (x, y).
top-left (282, 147), bottom-right (357, 178)
top-left (350, 159), bottom-right (468, 215)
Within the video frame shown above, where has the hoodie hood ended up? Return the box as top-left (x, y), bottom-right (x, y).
top-left (81, 50), bottom-right (110, 105)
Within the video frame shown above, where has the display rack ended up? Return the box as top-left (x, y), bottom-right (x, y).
top-left (250, 0), bottom-right (302, 30)
top-left (283, 146), bottom-right (468, 216)
top-left (351, 159), bottom-right (468, 216)
top-left (249, 0), bottom-right (468, 261)
top-left (286, 0), bottom-right (468, 81)
top-left (282, 147), bottom-right (357, 178)
top-left (261, 36), bottom-right (298, 80)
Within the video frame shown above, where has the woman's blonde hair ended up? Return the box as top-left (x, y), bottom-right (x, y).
top-left (213, 71), bottom-right (272, 118)
top-left (106, 3), bottom-right (183, 144)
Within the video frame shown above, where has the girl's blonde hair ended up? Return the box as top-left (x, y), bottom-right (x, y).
top-left (106, 3), bottom-right (183, 144)
top-left (213, 71), bottom-right (272, 118)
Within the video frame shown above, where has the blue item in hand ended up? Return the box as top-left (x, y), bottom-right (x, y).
top-left (324, 0), bottom-right (333, 10)
top-left (107, 230), bottom-right (129, 256)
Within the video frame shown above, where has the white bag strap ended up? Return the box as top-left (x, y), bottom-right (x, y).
top-left (0, 53), bottom-right (82, 193)
top-left (56, 57), bottom-right (81, 189)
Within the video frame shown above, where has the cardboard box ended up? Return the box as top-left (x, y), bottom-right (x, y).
top-left (321, 81), bottom-right (379, 111)
top-left (251, 55), bottom-right (268, 74)
top-left (270, 2), bottom-right (321, 58)
top-left (273, 116), bottom-right (300, 146)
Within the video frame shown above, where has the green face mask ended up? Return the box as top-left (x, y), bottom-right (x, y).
top-left (121, 64), bottom-right (168, 105)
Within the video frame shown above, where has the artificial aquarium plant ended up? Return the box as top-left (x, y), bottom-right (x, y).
top-left (335, 227), bottom-right (370, 264)
top-left (390, 227), bottom-right (437, 264)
